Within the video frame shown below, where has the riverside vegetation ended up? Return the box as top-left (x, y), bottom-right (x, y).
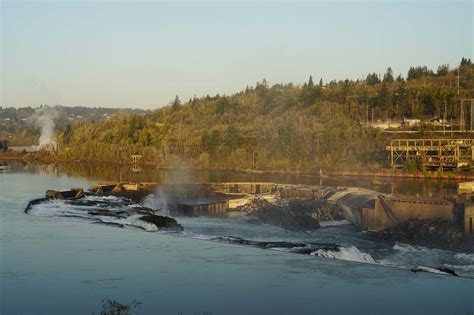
top-left (5, 58), bottom-right (474, 173)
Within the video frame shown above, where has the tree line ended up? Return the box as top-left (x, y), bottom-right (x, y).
top-left (51, 58), bottom-right (473, 171)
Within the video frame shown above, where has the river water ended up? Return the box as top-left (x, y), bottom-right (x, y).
top-left (1, 161), bottom-right (473, 314)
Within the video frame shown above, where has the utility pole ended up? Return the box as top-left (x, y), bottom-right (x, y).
top-left (457, 69), bottom-right (460, 97)
top-left (471, 98), bottom-right (474, 131)
top-left (460, 99), bottom-right (474, 132)
top-left (460, 98), bottom-right (474, 132)
top-left (443, 100), bottom-right (447, 135)
top-left (457, 65), bottom-right (461, 132)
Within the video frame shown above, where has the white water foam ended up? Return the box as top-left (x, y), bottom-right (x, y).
top-left (27, 196), bottom-right (158, 231)
top-left (85, 195), bottom-right (125, 202)
top-left (454, 253), bottom-right (474, 263)
top-left (96, 214), bottom-right (158, 232)
top-left (444, 264), bottom-right (474, 272)
top-left (412, 266), bottom-right (451, 276)
top-left (310, 246), bottom-right (376, 264)
top-left (188, 233), bottom-right (215, 240)
top-left (377, 242), bottom-right (474, 277)
top-left (27, 199), bottom-right (92, 219)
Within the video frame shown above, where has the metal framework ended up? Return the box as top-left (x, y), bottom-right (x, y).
top-left (387, 138), bottom-right (474, 170)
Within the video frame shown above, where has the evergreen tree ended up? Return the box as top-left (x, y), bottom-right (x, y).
top-left (437, 64), bottom-right (449, 76)
top-left (396, 74), bottom-right (404, 83)
top-left (308, 75), bottom-right (314, 88)
top-left (383, 67), bottom-right (394, 84)
top-left (378, 82), bottom-right (391, 110)
top-left (172, 95), bottom-right (181, 111)
top-left (366, 73), bottom-right (380, 85)
top-left (407, 66), bottom-right (434, 80)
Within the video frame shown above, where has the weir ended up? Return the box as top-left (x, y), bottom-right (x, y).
top-left (86, 181), bottom-right (473, 235)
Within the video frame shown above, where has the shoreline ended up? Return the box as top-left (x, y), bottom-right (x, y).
top-left (1, 152), bottom-right (473, 180)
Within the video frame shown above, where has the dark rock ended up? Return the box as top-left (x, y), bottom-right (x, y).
top-left (438, 267), bottom-right (458, 276)
top-left (108, 190), bottom-right (154, 203)
top-left (139, 214), bottom-right (183, 231)
top-left (88, 210), bottom-right (127, 217)
top-left (368, 218), bottom-right (467, 251)
top-left (410, 266), bottom-right (458, 276)
top-left (211, 236), bottom-right (339, 255)
top-left (245, 198), bottom-right (321, 231)
top-left (131, 206), bottom-right (155, 215)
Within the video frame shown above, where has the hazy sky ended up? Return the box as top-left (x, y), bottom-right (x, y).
top-left (1, 0), bottom-right (472, 109)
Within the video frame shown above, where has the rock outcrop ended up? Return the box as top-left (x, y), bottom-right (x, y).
top-left (243, 198), bottom-right (325, 231)
top-left (369, 218), bottom-right (466, 250)
top-left (139, 214), bottom-right (183, 231)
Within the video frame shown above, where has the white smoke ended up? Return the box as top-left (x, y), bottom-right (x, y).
top-left (31, 106), bottom-right (59, 149)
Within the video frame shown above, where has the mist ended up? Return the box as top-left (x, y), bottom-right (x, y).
top-left (142, 164), bottom-right (195, 216)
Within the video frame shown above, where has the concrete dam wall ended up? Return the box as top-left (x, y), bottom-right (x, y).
top-left (88, 181), bottom-right (472, 234)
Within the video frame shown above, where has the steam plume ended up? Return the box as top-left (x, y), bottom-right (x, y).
top-left (31, 106), bottom-right (59, 149)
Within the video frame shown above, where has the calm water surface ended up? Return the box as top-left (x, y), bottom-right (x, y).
top-left (1, 161), bottom-right (473, 314)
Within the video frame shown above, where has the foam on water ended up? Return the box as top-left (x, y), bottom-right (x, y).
top-left (27, 199), bottom-right (92, 219)
top-left (412, 266), bottom-right (452, 276)
top-left (96, 214), bottom-right (158, 232)
top-left (455, 253), bottom-right (474, 263)
top-left (84, 195), bottom-right (128, 203)
top-left (376, 242), bottom-right (474, 277)
top-left (310, 246), bottom-right (376, 264)
top-left (25, 196), bottom-right (474, 276)
top-left (27, 196), bottom-right (159, 231)
top-left (444, 264), bottom-right (474, 272)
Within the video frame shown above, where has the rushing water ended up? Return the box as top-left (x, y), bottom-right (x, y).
top-left (1, 161), bottom-right (474, 314)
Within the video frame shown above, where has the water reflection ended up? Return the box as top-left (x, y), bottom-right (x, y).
top-left (1, 160), bottom-right (461, 198)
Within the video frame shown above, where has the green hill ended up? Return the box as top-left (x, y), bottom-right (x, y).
top-left (56, 58), bottom-right (473, 172)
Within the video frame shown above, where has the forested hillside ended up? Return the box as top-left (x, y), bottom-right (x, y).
top-left (57, 58), bottom-right (473, 171)
top-left (0, 106), bottom-right (150, 145)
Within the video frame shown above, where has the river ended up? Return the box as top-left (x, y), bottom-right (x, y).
top-left (1, 161), bottom-right (473, 314)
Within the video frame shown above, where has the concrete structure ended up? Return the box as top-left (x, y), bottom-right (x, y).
top-left (361, 195), bottom-right (453, 232)
top-left (86, 181), bottom-right (472, 234)
top-left (46, 188), bottom-right (85, 200)
top-left (465, 204), bottom-right (474, 235)
top-left (211, 182), bottom-right (277, 195)
top-left (368, 121), bottom-right (402, 130)
top-left (403, 118), bottom-right (421, 127)
top-left (458, 181), bottom-right (474, 194)
top-left (280, 186), bottom-right (322, 199)
top-left (177, 200), bottom-right (228, 216)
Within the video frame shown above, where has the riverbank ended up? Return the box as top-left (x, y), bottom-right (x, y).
top-left (1, 150), bottom-right (474, 180)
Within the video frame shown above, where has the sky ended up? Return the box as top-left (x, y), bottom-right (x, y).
top-left (1, 0), bottom-right (472, 109)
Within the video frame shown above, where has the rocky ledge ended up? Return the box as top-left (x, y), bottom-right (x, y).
top-left (139, 214), bottom-right (183, 231)
top-left (368, 218), bottom-right (473, 252)
top-left (240, 198), bottom-right (343, 231)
